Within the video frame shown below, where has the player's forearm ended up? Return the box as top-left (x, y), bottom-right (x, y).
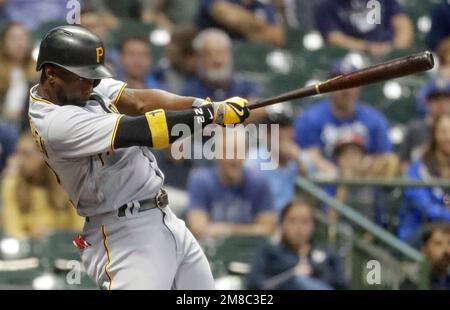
top-left (113, 104), bottom-right (214, 150)
top-left (116, 88), bottom-right (198, 116)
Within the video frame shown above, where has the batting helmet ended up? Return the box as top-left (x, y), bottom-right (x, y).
top-left (36, 25), bottom-right (115, 80)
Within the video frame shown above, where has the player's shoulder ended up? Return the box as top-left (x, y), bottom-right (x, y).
top-left (93, 78), bottom-right (127, 103)
top-left (94, 78), bottom-right (126, 91)
top-left (29, 85), bottom-right (56, 108)
top-left (29, 85), bottom-right (64, 125)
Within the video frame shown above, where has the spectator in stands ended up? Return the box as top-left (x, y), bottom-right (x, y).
top-left (1, 0), bottom-right (66, 30)
top-left (186, 128), bottom-right (277, 241)
top-left (271, 0), bottom-right (316, 31)
top-left (118, 36), bottom-right (162, 90)
top-left (437, 38), bottom-right (450, 81)
top-left (421, 223), bottom-right (450, 290)
top-left (151, 25), bottom-right (199, 94)
top-left (416, 39), bottom-right (450, 117)
top-left (325, 133), bottom-right (399, 237)
top-left (80, 8), bottom-right (120, 73)
top-left (88, 0), bottom-right (141, 20)
top-left (426, 0), bottom-right (450, 51)
top-left (293, 55), bottom-right (393, 177)
top-left (401, 222), bottom-right (450, 290)
top-left (142, 0), bottom-right (199, 31)
top-left (400, 79), bottom-right (450, 164)
top-left (196, 0), bottom-right (285, 47)
top-left (399, 114), bottom-right (450, 242)
top-left (246, 106), bottom-right (307, 213)
top-left (0, 122), bottom-right (17, 173)
top-left (246, 199), bottom-right (348, 290)
top-left (182, 29), bottom-right (265, 122)
top-left (0, 22), bottom-right (38, 127)
top-left (315, 0), bottom-right (414, 57)
top-left (1, 133), bottom-right (83, 240)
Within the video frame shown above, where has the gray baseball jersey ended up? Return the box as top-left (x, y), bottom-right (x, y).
top-left (28, 78), bottom-right (164, 217)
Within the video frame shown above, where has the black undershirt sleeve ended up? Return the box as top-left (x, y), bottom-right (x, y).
top-left (113, 105), bottom-right (214, 150)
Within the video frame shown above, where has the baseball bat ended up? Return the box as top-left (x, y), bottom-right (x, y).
top-left (248, 51), bottom-right (435, 110)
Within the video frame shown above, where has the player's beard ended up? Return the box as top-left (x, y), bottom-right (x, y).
top-left (56, 90), bottom-right (88, 107)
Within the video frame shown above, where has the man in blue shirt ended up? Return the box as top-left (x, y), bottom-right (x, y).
top-left (182, 28), bottom-right (265, 123)
top-left (182, 29), bottom-right (261, 100)
top-left (195, 0), bottom-right (284, 47)
top-left (315, 0), bottom-right (413, 57)
top-left (293, 56), bottom-right (392, 176)
top-left (151, 25), bottom-right (199, 95)
top-left (118, 36), bottom-right (163, 90)
top-left (186, 129), bottom-right (277, 241)
top-left (427, 0), bottom-right (450, 51)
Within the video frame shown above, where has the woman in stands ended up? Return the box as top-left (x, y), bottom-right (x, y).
top-left (0, 22), bottom-right (38, 127)
top-left (1, 133), bottom-right (83, 240)
top-left (400, 113), bottom-right (450, 243)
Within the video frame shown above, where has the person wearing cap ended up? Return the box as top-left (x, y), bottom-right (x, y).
top-left (293, 55), bottom-right (393, 177)
top-left (315, 0), bottom-right (414, 57)
top-left (325, 132), bottom-right (399, 233)
top-left (426, 0), bottom-right (450, 51)
top-left (400, 78), bottom-right (450, 165)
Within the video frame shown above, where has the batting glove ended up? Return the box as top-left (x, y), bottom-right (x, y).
top-left (193, 97), bottom-right (250, 126)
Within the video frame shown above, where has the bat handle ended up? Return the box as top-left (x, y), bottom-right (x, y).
top-left (248, 85), bottom-right (317, 110)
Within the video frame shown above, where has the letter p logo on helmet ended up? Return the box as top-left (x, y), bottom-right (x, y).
top-left (96, 47), bottom-right (104, 63)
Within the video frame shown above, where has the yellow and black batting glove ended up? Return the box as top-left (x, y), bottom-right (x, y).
top-left (193, 97), bottom-right (250, 126)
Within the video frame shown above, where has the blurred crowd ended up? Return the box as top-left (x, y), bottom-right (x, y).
top-left (0, 0), bottom-right (449, 290)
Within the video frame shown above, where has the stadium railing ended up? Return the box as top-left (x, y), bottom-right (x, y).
top-left (296, 177), bottom-right (430, 290)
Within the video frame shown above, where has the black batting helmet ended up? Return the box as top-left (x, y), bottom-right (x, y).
top-left (36, 25), bottom-right (115, 80)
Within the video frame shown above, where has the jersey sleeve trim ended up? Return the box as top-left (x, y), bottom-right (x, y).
top-left (111, 114), bottom-right (124, 151)
top-left (112, 83), bottom-right (127, 106)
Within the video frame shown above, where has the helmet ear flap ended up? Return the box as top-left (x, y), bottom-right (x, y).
top-left (93, 79), bottom-right (101, 87)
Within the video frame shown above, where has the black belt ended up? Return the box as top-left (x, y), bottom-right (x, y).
top-left (85, 189), bottom-right (168, 222)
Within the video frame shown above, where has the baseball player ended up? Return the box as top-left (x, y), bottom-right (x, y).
top-left (28, 25), bottom-right (250, 290)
